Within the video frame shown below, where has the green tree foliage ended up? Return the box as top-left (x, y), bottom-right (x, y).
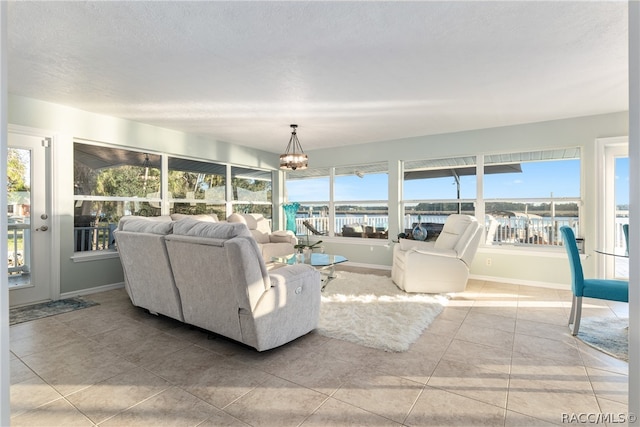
top-left (7, 148), bottom-right (29, 192)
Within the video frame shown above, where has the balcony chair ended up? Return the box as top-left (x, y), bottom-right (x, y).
top-left (559, 226), bottom-right (628, 335)
top-left (303, 220), bottom-right (328, 235)
top-left (391, 214), bottom-right (483, 293)
top-left (623, 223), bottom-right (629, 255)
top-left (342, 223), bottom-right (374, 238)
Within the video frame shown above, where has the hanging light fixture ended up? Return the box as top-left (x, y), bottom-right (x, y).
top-left (279, 124), bottom-right (308, 170)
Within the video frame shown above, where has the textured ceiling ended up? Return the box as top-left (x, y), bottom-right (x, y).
top-left (7, 1), bottom-right (628, 154)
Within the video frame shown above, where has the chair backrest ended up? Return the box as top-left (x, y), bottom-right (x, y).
top-left (431, 214), bottom-right (483, 266)
top-left (623, 223), bottom-right (629, 255)
top-left (303, 220), bottom-right (325, 235)
top-left (114, 216), bottom-right (184, 321)
top-left (228, 213), bottom-right (272, 244)
top-left (560, 226), bottom-right (584, 296)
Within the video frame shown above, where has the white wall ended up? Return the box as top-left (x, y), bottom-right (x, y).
top-left (627, 0), bottom-right (638, 420)
top-left (1, 3), bottom-right (10, 425)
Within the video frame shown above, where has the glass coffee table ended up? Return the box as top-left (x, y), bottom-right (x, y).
top-left (271, 253), bottom-right (348, 290)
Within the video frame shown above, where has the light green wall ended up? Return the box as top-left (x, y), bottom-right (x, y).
top-left (305, 111), bottom-right (629, 287)
top-left (8, 94), bottom-right (629, 291)
top-left (9, 95), bottom-right (280, 295)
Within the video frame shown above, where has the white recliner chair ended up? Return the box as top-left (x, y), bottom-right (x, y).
top-left (391, 214), bottom-right (483, 293)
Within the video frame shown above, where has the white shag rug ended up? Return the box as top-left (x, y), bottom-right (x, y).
top-left (317, 271), bottom-right (448, 352)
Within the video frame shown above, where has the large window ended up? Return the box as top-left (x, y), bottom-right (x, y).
top-left (286, 163), bottom-right (388, 238)
top-left (168, 157), bottom-right (226, 219)
top-left (74, 142), bottom-right (162, 251)
top-left (484, 148), bottom-right (581, 246)
top-left (402, 156), bottom-right (476, 240)
top-left (231, 166), bottom-right (273, 218)
top-left (73, 142), bottom-right (273, 252)
top-left (401, 149), bottom-right (581, 247)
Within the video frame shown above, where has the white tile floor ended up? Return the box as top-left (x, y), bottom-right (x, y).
top-left (10, 267), bottom-right (629, 426)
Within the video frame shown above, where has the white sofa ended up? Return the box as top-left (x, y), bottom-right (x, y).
top-left (391, 214), bottom-right (483, 293)
top-left (114, 216), bottom-right (321, 351)
top-left (227, 213), bottom-right (297, 259)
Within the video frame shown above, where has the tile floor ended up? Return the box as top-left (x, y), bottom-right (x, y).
top-left (10, 267), bottom-right (629, 426)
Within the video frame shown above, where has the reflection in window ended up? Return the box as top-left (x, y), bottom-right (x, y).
top-left (74, 144), bottom-right (161, 197)
top-left (168, 157), bottom-right (226, 216)
top-left (232, 166), bottom-right (273, 219)
top-left (73, 143), bottom-right (164, 252)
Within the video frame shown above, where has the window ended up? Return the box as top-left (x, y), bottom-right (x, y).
top-left (286, 163), bottom-right (388, 239)
top-left (334, 164), bottom-right (388, 238)
top-left (484, 148), bottom-right (581, 246)
top-left (74, 142), bottom-right (162, 251)
top-left (231, 166), bottom-right (273, 219)
top-left (402, 156), bottom-right (476, 240)
top-left (73, 142), bottom-right (275, 252)
top-left (168, 157), bottom-right (226, 219)
top-left (285, 168), bottom-right (330, 235)
top-left (401, 149), bottom-right (581, 247)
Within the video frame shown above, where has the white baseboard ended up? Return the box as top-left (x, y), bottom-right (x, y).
top-left (469, 274), bottom-right (570, 290)
top-left (60, 282), bottom-right (125, 299)
top-left (343, 261), bottom-right (392, 271)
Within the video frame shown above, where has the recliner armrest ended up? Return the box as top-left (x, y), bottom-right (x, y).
top-left (410, 247), bottom-right (458, 258)
top-left (268, 264), bottom-right (319, 288)
top-left (398, 238), bottom-right (435, 251)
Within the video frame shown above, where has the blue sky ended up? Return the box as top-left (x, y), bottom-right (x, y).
top-left (287, 158), bottom-right (632, 203)
top-left (616, 157), bottom-right (629, 205)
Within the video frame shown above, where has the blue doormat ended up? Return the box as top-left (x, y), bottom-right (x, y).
top-left (577, 317), bottom-right (628, 362)
top-left (10, 297), bottom-right (99, 326)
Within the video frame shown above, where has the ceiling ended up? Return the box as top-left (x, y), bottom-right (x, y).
top-left (6, 1), bottom-right (628, 154)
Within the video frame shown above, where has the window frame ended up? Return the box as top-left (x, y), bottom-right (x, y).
top-left (72, 141), bottom-right (275, 255)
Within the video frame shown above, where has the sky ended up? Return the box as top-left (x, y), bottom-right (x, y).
top-left (616, 157), bottom-right (629, 206)
top-left (286, 158), bottom-right (631, 204)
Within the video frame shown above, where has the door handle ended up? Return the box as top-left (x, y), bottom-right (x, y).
top-left (36, 225), bottom-right (48, 232)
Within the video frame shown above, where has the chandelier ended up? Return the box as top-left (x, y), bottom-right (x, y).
top-left (279, 124), bottom-right (308, 170)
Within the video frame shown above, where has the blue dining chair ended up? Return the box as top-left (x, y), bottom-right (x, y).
top-left (560, 226), bottom-right (628, 335)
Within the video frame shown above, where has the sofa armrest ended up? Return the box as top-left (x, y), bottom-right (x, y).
top-left (268, 264), bottom-right (319, 288)
top-left (246, 264), bottom-right (321, 350)
top-left (270, 230), bottom-right (297, 245)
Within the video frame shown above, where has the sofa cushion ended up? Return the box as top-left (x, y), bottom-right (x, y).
top-left (173, 217), bottom-right (251, 239)
top-left (170, 213), bottom-right (218, 222)
top-left (120, 217), bottom-right (174, 235)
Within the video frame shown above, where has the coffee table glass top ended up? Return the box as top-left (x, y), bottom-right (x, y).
top-left (272, 253), bottom-right (348, 267)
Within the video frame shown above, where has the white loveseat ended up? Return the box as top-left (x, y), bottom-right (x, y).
top-left (114, 216), bottom-right (321, 351)
top-left (391, 214), bottom-right (483, 293)
top-left (227, 213), bottom-right (297, 259)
